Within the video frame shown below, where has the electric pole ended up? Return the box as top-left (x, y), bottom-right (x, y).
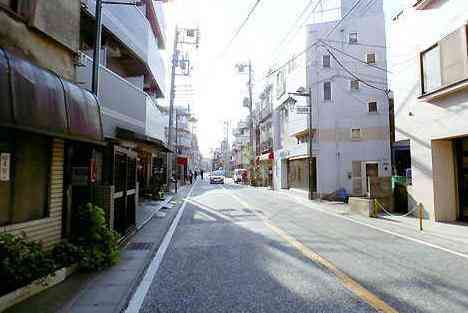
top-left (166, 26), bottom-right (200, 190)
top-left (167, 25), bottom-right (179, 189)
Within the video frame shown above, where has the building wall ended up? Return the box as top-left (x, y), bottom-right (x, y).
top-left (389, 0), bottom-right (468, 221)
top-left (306, 0), bottom-right (391, 195)
top-left (0, 1), bottom-right (79, 80)
top-left (1, 139), bottom-right (64, 249)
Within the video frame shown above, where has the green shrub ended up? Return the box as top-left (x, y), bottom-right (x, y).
top-left (71, 203), bottom-right (120, 271)
top-left (0, 233), bottom-right (56, 296)
top-left (50, 240), bottom-right (82, 269)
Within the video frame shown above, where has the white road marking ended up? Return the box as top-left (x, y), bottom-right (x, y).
top-left (251, 187), bottom-right (468, 261)
top-left (124, 182), bottom-right (197, 313)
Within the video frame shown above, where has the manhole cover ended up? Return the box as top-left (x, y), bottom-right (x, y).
top-left (127, 242), bottom-right (153, 250)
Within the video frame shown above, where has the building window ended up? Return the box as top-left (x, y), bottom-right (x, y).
top-left (351, 128), bottom-right (361, 140)
top-left (0, 129), bottom-right (50, 226)
top-left (350, 79), bottom-right (360, 91)
top-left (368, 101), bottom-right (378, 113)
top-left (420, 26), bottom-right (468, 95)
top-left (366, 53), bottom-right (376, 64)
top-left (349, 32), bottom-right (358, 44)
top-left (324, 81), bottom-right (332, 101)
top-left (323, 55), bottom-right (331, 68)
top-left (421, 45), bottom-right (442, 94)
top-left (0, 0), bottom-right (34, 19)
top-left (276, 70), bottom-right (286, 98)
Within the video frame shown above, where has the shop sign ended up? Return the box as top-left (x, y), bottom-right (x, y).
top-left (0, 153), bottom-right (10, 182)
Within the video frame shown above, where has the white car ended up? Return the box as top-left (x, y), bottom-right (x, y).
top-left (210, 170), bottom-right (225, 184)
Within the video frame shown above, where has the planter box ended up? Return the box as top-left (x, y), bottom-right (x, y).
top-left (0, 265), bottom-right (77, 312)
top-left (349, 197), bottom-right (377, 217)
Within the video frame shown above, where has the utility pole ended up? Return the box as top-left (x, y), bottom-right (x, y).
top-left (224, 121), bottom-right (230, 177)
top-left (92, 0), bottom-right (103, 96)
top-left (167, 25), bottom-right (179, 189)
top-left (166, 26), bottom-right (200, 191)
top-left (174, 109), bottom-right (179, 192)
top-left (307, 86), bottom-right (313, 200)
top-left (248, 60), bottom-right (254, 173)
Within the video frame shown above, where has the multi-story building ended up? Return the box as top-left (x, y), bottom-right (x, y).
top-left (232, 120), bottom-right (250, 169)
top-left (272, 54), bottom-right (312, 192)
top-left (389, 0), bottom-right (468, 222)
top-left (255, 84), bottom-right (274, 187)
top-left (305, 0), bottom-right (391, 197)
top-left (0, 1), bottom-right (103, 246)
top-left (162, 105), bottom-right (201, 182)
top-left (77, 0), bottom-right (168, 235)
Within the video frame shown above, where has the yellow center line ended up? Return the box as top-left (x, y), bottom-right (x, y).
top-left (220, 185), bottom-right (398, 313)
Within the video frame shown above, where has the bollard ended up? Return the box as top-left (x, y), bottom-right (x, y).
top-left (418, 203), bottom-right (423, 231)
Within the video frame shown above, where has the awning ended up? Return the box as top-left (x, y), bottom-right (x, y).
top-left (0, 49), bottom-right (104, 145)
top-left (116, 127), bottom-right (172, 153)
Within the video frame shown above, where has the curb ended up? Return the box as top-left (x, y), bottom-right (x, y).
top-left (117, 187), bottom-right (189, 313)
top-left (136, 195), bottom-right (175, 232)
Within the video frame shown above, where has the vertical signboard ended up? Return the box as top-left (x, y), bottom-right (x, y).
top-left (0, 153), bottom-right (10, 181)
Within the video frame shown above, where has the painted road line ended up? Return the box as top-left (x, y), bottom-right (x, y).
top-left (279, 192), bottom-right (468, 261)
top-left (221, 185), bottom-right (399, 313)
top-left (124, 182), bottom-right (197, 313)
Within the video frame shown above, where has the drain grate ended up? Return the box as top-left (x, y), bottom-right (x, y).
top-left (126, 242), bottom-right (153, 250)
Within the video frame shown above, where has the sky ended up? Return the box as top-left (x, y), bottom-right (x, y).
top-left (163, 0), bottom-right (406, 157)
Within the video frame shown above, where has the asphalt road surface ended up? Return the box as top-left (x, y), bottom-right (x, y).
top-left (130, 179), bottom-right (468, 313)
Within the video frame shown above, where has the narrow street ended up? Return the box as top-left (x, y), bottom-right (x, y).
top-left (125, 179), bottom-right (468, 313)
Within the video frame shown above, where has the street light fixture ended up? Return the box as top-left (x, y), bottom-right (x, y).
top-left (288, 86), bottom-right (314, 200)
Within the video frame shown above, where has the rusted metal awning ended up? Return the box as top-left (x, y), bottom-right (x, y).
top-left (116, 127), bottom-right (172, 153)
top-left (0, 49), bottom-right (104, 145)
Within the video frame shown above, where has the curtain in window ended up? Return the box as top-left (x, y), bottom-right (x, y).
top-left (422, 46), bottom-right (442, 93)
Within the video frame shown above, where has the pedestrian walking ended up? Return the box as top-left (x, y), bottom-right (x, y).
top-left (201, 170), bottom-right (204, 180)
top-left (194, 170), bottom-right (198, 181)
top-left (188, 170), bottom-right (193, 184)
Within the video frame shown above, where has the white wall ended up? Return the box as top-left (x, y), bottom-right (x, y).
top-left (389, 0), bottom-right (468, 221)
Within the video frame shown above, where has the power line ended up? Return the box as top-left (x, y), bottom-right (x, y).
top-left (319, 40), bottom-right (391, 73)
top-left (220, 0), bottom-right (262, 56)
top-left (324, 0), bottom-right (364, 39)
top-left (265, 0), bottom-right (378, 80)
top-left (326, 47), bottom-right (388, 94)
top-left (271, 0), bottom-right (320, 59)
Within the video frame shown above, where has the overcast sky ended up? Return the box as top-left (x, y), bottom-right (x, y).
top-left (163, 0), bottom-right (405, 157)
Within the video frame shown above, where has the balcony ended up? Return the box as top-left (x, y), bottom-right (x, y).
top-left (82, 0), bottom-right (166, 96)
top-left (76, 54), bottom-right (165, 141)
top-left (288, 115), bottom-right (308, 137)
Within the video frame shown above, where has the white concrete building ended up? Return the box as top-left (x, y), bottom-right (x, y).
top-left (389, 0), bottom-right (468, 222)
top-left (305, 0), bottom-right (391, 196)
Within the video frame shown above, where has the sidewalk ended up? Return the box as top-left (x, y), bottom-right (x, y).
top-left (5, 186), bottom-right (190, 313)
top-left (266, 187), bottom-right (468, 257)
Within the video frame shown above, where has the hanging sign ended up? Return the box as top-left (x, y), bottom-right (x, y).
top-left (89, 159), bottom-right (97, 184)
top-left (0, 153), bottom-right (11, 182)
top-left (295, 106), bottom-right (310, 114)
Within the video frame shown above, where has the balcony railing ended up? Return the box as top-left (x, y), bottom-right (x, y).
top-left (76, 54), bottom-right (165, 141)
top-left (82, 0), bottom-right (166, 96)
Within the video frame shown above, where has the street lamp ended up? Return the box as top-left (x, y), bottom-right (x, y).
top-left (288, 87), bottom-right (314, 200)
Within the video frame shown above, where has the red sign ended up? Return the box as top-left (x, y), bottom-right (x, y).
top-left (89, 159), bottom-right (97, 183)
top-left (177, 157), bottom-right (188, 166)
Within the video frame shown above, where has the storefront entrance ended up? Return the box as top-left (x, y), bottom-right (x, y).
top-left (456, 138), bottom-right (468, 221)
top-left (287, 157), bottom-right (316, 192)
top-left (113, 146), bottom-right (137, 235)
